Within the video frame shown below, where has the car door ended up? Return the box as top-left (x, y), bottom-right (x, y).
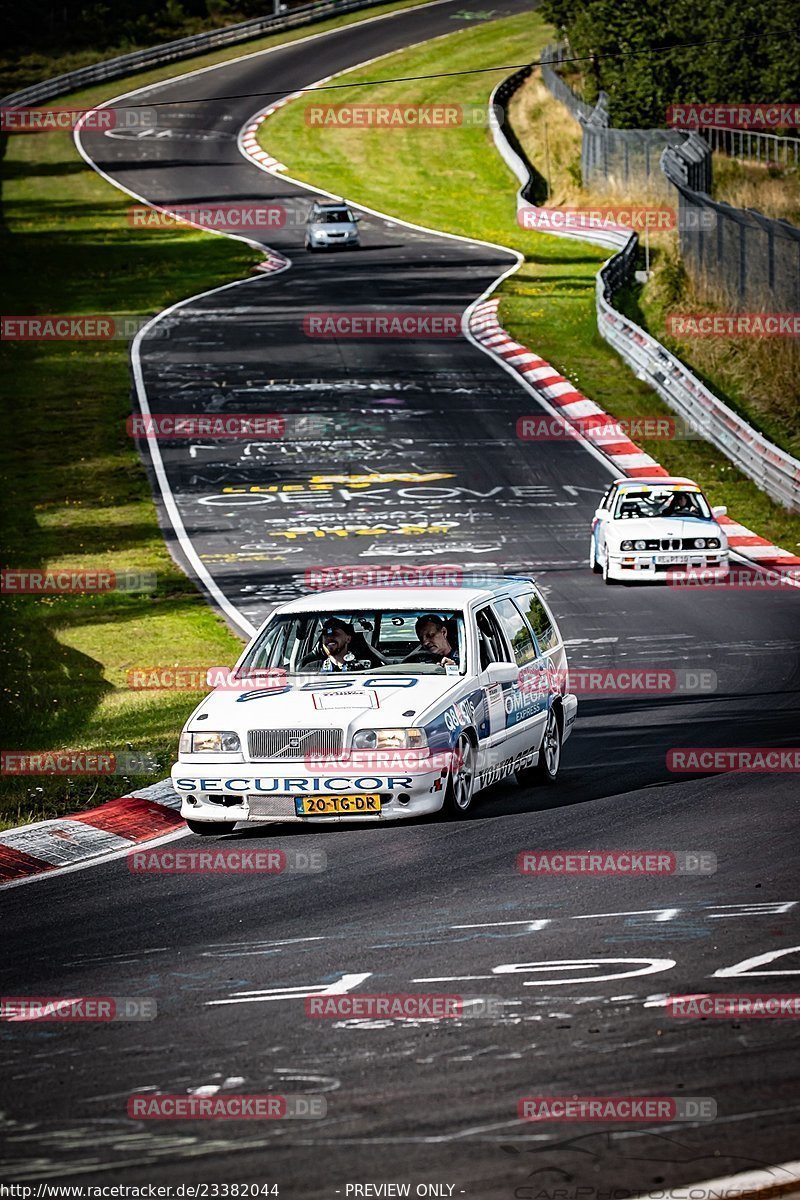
top-left (593, 483), bottom-right (617, 557)
top-left (492, 597), bottom-right (549, 760)
top-left (471, 602), bottom-right (520, 783)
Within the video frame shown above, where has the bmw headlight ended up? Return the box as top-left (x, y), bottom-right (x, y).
top-left (706, 538), bottom-right (720, 548)
top-left (179, 731), bottom-right (240, 754)
top-left (694, 538), bottom-right (706, 550)
top-left (634, 539), bottom-right (647, 550)
top-left (621, 540), bottom-right (633, 551)
top-left (351, 728), bottom-right (428, 750)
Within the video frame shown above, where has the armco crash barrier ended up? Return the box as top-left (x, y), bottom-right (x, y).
top-left (487, 74), bottom-right (800, 517)
top-left (0, 0), bottom-right (391, 108)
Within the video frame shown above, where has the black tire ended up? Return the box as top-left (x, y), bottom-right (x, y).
top-left (444, 733), bottom-right (477, 817)
top-left (591, 534), bottom-right (602, 574)
top-left (186, 819), bottom-right (233, 836)
top-left (602, 548), bottom-right (617, 585)
top-left (516, 707), bottom-right (562, 787)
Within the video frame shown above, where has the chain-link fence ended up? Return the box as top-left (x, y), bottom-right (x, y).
top-left (699, 127), bottom-right (800, 167)
top-left (539, 44), bottom-right (711, 198)
top-left (662, 142), bottom-right (800, 311)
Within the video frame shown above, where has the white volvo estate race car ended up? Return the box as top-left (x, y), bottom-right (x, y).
top-left (171, 578), bottom-right (577, 833)
top-left (590, 476), bottom-right (730, 584)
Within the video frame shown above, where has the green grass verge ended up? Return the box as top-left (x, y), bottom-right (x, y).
top-left (0, 0), bottom-right (436, 831)
top-left (259, 11), bottom-right (800, 556)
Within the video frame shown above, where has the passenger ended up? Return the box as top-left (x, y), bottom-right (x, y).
top-left (415, 614), bottom-right (459, 668)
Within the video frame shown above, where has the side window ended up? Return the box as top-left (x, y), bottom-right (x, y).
top-left (494, 598), bottom-right (537, 667)
top-left (600, 485), bottom-right (615, 510)
top-left (475, 605), bottom-right (509, 670)
top-left (519, 591), bottom-right (559, 654)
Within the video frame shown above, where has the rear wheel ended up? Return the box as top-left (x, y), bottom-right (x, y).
top-left (186, 819), bottom-right (232, 837)
top-left (516, 707), bottom-right (562, 787)
top-left (445, 733), bottom-right (476, 817)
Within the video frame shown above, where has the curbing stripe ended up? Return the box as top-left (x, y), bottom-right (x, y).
top-left (0, 791), bottom-right (183, 886)
top-left (0, 843), bottom-right (56, 883)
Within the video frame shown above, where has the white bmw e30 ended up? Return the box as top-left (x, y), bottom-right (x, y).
top-left (171, 577), bottom-right (578, 833)
top-left (590, 476), bottom-right (730, 584)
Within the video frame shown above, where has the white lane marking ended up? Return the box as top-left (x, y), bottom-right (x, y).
top-left (415, 958), bottom-right (676, 984)
top-left (207, 971), bottom-right (372, 1005)
top-left (451, 920), bottom-right (552, 931)
top-left (626, 1160), bottom-right (800, 1200)
top-left (713, 945), bottom-right (800, 977)
top-left (72, 0), bottom-right (458, 636)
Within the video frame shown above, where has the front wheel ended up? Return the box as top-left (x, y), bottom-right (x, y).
top-left (516, 707), bottom-right (562, 787)
top-left (186, 819), bottom-right (233, 837)
top-left (602, 548), bottom-right (617, 585)
top-left (445, 733), bottom-right (476, 817)
top-left (590, 533), bottom-right (602, 573)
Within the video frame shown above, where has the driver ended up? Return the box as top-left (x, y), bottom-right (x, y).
top-left (414, 614), bottom-right (459, 668)
top-left (661, 490), bottom-right (699, 517)
top-left (307, 617), bottom-right (372, 673)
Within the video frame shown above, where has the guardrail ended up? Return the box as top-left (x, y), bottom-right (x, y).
top-left (0, 0), bottom-right (388, 107)
top-left (490, 70), bottom-right (800, 514)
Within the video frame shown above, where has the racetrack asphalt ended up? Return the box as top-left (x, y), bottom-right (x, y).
top-left (3, 0), bottom-right (799, 1191)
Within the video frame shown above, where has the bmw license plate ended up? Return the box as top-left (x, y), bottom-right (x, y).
top-left (295, 794), bottom-right (381, 816)
top-left (654, 554), bottom-right (684, 564)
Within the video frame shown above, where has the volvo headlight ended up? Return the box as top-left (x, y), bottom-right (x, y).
top-left (351, 728), bottom-right (428, 750)
top-left (179, 731), bottom-right (241, 754)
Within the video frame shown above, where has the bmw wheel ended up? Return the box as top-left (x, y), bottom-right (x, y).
top-left (445, 733), bottom-right (476, 817)
top-left (602, 548), bottom-right (617, 585)
top-left (590, 533), bottom-right (602, 574)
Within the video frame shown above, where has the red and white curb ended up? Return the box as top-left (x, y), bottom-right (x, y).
top-left (253, 249), bottom-right (290, 273)
top-left (0, 784), bottom-right (183, 888)
top-left (239, 96), bottom-right (296, 171)
top-left (469, 297), bottom-right (800, 576)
